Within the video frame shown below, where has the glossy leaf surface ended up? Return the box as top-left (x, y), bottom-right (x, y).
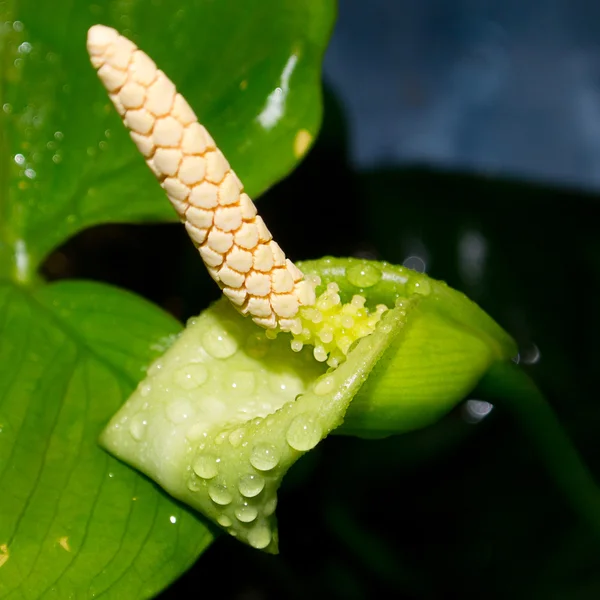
top-left (0, 0), bottom-right (335, 281)
top-left (0, 281), bottom-right (213, 599)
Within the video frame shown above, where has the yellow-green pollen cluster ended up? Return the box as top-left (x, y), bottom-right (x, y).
top-left (274, 277), bottom-right (389, 368)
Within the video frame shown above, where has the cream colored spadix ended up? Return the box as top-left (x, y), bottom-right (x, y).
top-left (87, 24), bottom-right (315, 332)
top-left (87, 24), bottom-right (389, 367)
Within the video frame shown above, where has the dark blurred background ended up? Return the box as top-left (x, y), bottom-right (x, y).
top-left (44, 1), bottom-right (600, 598)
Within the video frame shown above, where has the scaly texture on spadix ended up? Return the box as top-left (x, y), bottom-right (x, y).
top-left (86, 25), bottom-right (387, 365)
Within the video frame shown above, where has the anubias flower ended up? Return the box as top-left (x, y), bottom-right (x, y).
top-left (87, 25), bottom-right (534, 553)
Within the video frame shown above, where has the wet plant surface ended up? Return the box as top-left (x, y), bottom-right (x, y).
top-left (47, 107), bottom-right (600, 598)
top-left (2, 2), bottom-right (600, 599)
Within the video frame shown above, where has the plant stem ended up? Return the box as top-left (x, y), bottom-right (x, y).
top-left (477, 360), bottom-right (600, 538)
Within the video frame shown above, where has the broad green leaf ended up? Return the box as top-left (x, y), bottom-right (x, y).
top-left (0, 280), bottom-right (212, 599)
top-left (99, 257), bottom-right (516, 552)
top-left (0, 0), bottom-right (335, 282)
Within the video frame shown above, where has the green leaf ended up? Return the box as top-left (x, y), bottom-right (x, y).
top-left (0, 0), bottom-right (335, 282)
top-left (0, 280), bottom-right (213, 599)
top-left (99, 257), bottom-right (517, 552)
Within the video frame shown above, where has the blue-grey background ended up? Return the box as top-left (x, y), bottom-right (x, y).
top-left (323, 0), bottom-right (600, 190)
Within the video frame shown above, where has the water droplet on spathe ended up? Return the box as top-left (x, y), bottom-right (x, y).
top-left (193, 454), bottom-right (219, 479)
top-left (226, 370), bottom-right (256, 395)
top-left (235, 503), bottom-right (258, 523)
top-left (129, 413), bottom-right (148, 441)
top-left (268, 372), bottom-right (303, 397)
top-left (314, 376), bottom-right (335, 396)
top-left (147, 360), bottom-right (163, 376)
top-left (187, 475), bottom-right (202, 492)
top-left (228, 428), bottom-right (245, 447)
top-left (203, 325), bottom-right (238, 359)
top-left (247, 524), bottom-right (272, 549)
top-left (174, 364), bottom-right (208, 389)
top-left (406, 277), bottom-right (431, 296)
top-left (250, 443), bottom-right (280, 471)
top-left (208, 480), bottom-right (233, 505)
top-left (238, 473), bottom-right (265, 497)
top-left (263, 497), bottom-right (277, 516)
top-left (217, 514), bottom-right (232, 527)
top-left (186, 423), bottom-right (207, 441)
top-left (166, 399), bottom-right (194, 423)
top-left (346, 263), bottom-right (381, 288)
top-left (286, 413), bottom-right (322, 451)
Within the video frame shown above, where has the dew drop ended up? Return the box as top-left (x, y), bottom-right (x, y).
top-left (406, 277), bottom-right (431, 296)
top-left (379, 323), bottom-right (393, 334)
top-left (238, 473), bottom-right (265, 497)
top-left (286, 413), bottom-right (322, 451)
top-left (140, 382), bottom-right (152, 397)
top-left (313, 346), bottom-right (328, 362)
top-left (147, 360), bottom-right (163, 376)
top-left (250, 443), bottom-right (280, 471)
top-left (394, 297), bottom-right (408, 309)
top-left (247, 525), bottom-right (272, 549)
top-left (208, 480), bottom-right (233, 505)
top-left (193, 454), bottom-right (219, 479)
top-left (268, 372), bottom-right (303, 397)
top-left (263, 497), bottom-right (278, 516)
top-left (314, 376), bottom-right (335, 396)
top-left (129, 413), bottom-right (148, 441)
top-left (203, 325), bottom-right (238, 359)
top-left (217, 514), bottom-right (232, 527)
top-left (228, 428), bottom-right (245, 447)
top-left (226, 371), bottom-right (256, 395)
top-left (174, 364), bottom-right (208, 389)
top-left (187, 475), bottom-right (202, 492)
top-left (290, 340), bottom-right (303, 352)
top-left (186, 423), bottom-right (207, 441)
top-left (346, 263), bottom-right (382, 288)
top-left (235, 503), bottom-right (258, 523)
top-left (166, 399), bottom-right (194, 423)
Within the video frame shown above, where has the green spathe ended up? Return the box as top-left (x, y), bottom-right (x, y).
top-left (299, 258), bottom-right (517, 437)
top-left (101, 257), bottom-right (517, 552)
